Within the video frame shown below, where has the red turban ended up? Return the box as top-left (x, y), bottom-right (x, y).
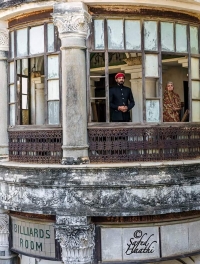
top-left (115, 73), bottom-right (125, 79)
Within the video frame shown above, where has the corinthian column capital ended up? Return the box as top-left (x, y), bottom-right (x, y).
top-left (53, 2), bottom-right (91, 47)
top-left (55, 216), bottom-right (95, 264)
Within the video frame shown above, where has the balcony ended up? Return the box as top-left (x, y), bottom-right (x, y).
top-left (88, 124), bottom-right (200, 163)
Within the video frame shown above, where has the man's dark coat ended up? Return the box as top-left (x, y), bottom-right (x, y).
top-left (109, 84), bottom-right (135, 122)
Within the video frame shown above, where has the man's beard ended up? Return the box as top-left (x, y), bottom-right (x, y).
top-left (119, 81), bottom-right (124, 86)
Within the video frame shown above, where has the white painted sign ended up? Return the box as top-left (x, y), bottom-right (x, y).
top-left (11, 216), bottom-right (56, 259)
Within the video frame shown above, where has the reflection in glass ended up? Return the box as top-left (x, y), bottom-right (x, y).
top-left (10, 104), bottom-right (15, 126)
top-left (47, 23), bottom-right (54, 52)
top-left (48, 80), bottom-right (59, 100)
top-left (192, 101), bottom-right (200, 122)
top-left (9, 62), bottom-right (14, 83)
top-left (145, 54), bottom-right (158, 77)
top-left (176, 24), bottom-right (187, 53)
top-left (190, 26), bottom-right (199, 54)
top-left (192, 81), bottom-right (200, 99)
top-left (91, 99), bottom-right (106, 122)
top-left (94, 20), bottom-right (104, 49)
top-left (144, 21), bottom-right (158, 51)
top-left (22, 59), bottom-right (28, 76)
top-left (161, 22), bottom-right (174, 51)
top-left (107, 20), bottom-right (124, 50)
top-left (17, 28), bottom-right (28, 57)
top-left (48, 55), bottom-right (59, 79)
top-left (146, 100), bottom-right (159, 122)
top-left (30, 25), bottom-right (44, 55)
top-left (125, 20), bottom-right (141, 50)
top-left (22, 77), bottom-right (28, 94)
top-left (48, 101), bottom-right (59, 124)
top-left (191, 58), bottom-right (200, 79)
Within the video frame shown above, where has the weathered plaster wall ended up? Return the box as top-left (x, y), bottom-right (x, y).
top-left (0, 161), bottom-right (200, 217)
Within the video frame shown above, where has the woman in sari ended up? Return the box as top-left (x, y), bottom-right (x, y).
top-left (163, 81), bottom-right (181, 122)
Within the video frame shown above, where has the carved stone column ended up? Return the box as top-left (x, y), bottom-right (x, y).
top-left (55, 216), bottom-right (95, 264)
top-left (0, 210), bottom-right (17, 264)
top-left (53, 3), bottom-right (91, 165)
top-left (0, 21), bottom-right (8, 155)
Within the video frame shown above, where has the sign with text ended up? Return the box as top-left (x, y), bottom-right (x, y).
top-left (11, 216), bottom-right (56, 259)
top-left (101, 227), bottom-right (160, 262)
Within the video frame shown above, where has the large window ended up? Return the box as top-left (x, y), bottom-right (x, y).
top-left (9, 23), bottom-right (60, 126)
top-left (88, 19), bottom-right (200, 123)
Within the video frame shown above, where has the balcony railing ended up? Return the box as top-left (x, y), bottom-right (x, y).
top-left (9, 129), bottom-right (62, 163)
top-left (88, 124), bottom-right (200, 163)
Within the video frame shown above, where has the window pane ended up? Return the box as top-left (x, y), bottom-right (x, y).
top-left (145, 79), bottom-right (159, 97)
top-left (29, 25), bottom-right (44, 55)
top-left (10, 85), bottom-right (15, 103)
top-left (145, 54), bottom-right (158, 77)
top-left (9, 62), bottom-right (14, 83)
top-left (161, 22), bottom-right (174, 52)
top-left (48, 80), bottom-right (59, 100)
top-left (47, 23), bottom-right (54, 52)
top-left (192, 101), bottom-right (200, 121)
top-left (22, 59), bottom-right (28, 76)
top-left (94, 20), bottom-right (104, 49)
top-left (17, 28), bottom-right (28, 57)
top-left (22, 94), bottom-right (28, 109)
top-left (192, 81), bottom-right (200, 99)
top-left (191, 58), bottom-right (200, 79)
top-left (146, 100), bottom-right (160, 122)
top-left (10, 104), bottom-right (15, 126)
top-left (144, 21), bottom-right (158, 51)
top-left (176, 24), bottom-right (187, 53)
top-left (48, 101), bottom-right (59, 124)
top-left (10, 31), bottom-right (14, 58)
top-left (22, 77), bottom-right (28, 94)
top-left (107, 20), bottom-right (124, 49)
top-left (125, 20), bottom-right (141, 50)
top-left (48, 55), bottom-right (59, 79)
top-left (190, 26), bottom-right (199, 54)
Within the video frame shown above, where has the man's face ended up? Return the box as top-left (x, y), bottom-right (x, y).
top-left (116, 77), bottom-right (125, 85)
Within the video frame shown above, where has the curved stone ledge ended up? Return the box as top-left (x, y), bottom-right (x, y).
top-left (0, 160), bottom-right (199, 216)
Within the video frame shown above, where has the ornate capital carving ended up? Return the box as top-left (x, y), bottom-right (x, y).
top-left (53, 11), bottom-right (91, 39)
top-left (0, 29), bottom-right (8, 51)
top-left (56, 224), bottom-right (95, 264)
top-left (0, 214), bottom-right (9, 247)
top-left (56, 216), bottom-right (89, 226)
top-left (0, 214), bottom-right (9, 234)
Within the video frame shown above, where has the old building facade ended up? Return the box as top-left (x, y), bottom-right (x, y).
top-left (0, 0), bottom-right (199, 264)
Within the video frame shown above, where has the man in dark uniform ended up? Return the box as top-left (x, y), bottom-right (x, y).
top-left (109, 72), bottom-right (135, 122)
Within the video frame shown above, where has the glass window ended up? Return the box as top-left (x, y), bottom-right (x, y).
top-left (94, 20), bottom-right (104, 50)
top-left (161, 22), bottom-right (174, 52)
top-left (125, 20), bottom-right (141, 50)
top-left (90, 18), bottom-right (200, 124)
top-left (48, 55), bottom-right (59, 78)
top-left (107, 19), bottom-right (124, 49)
top-left (10, 31), bottom-right (14, 58)
top-left (48, 101), bottom-right (59, 124)
top-left (176, 24), bottom-right (187, 53)
top-left (29, 25), bottom-right (44, 55)
top-left (190, 26), bottom-right (199, 54)
top-left (145, 54), bottom-right (158, 77)
top-left (146, 100), bottom-right (160, 122)
top-left (17, 28), bottom-right (28, 57)
top-left (47, 23), bottom-right (54, 52)
top-left (144, 21), bottom-right (158, 51)
top-left (9, 23), bottom-right (60, 126)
